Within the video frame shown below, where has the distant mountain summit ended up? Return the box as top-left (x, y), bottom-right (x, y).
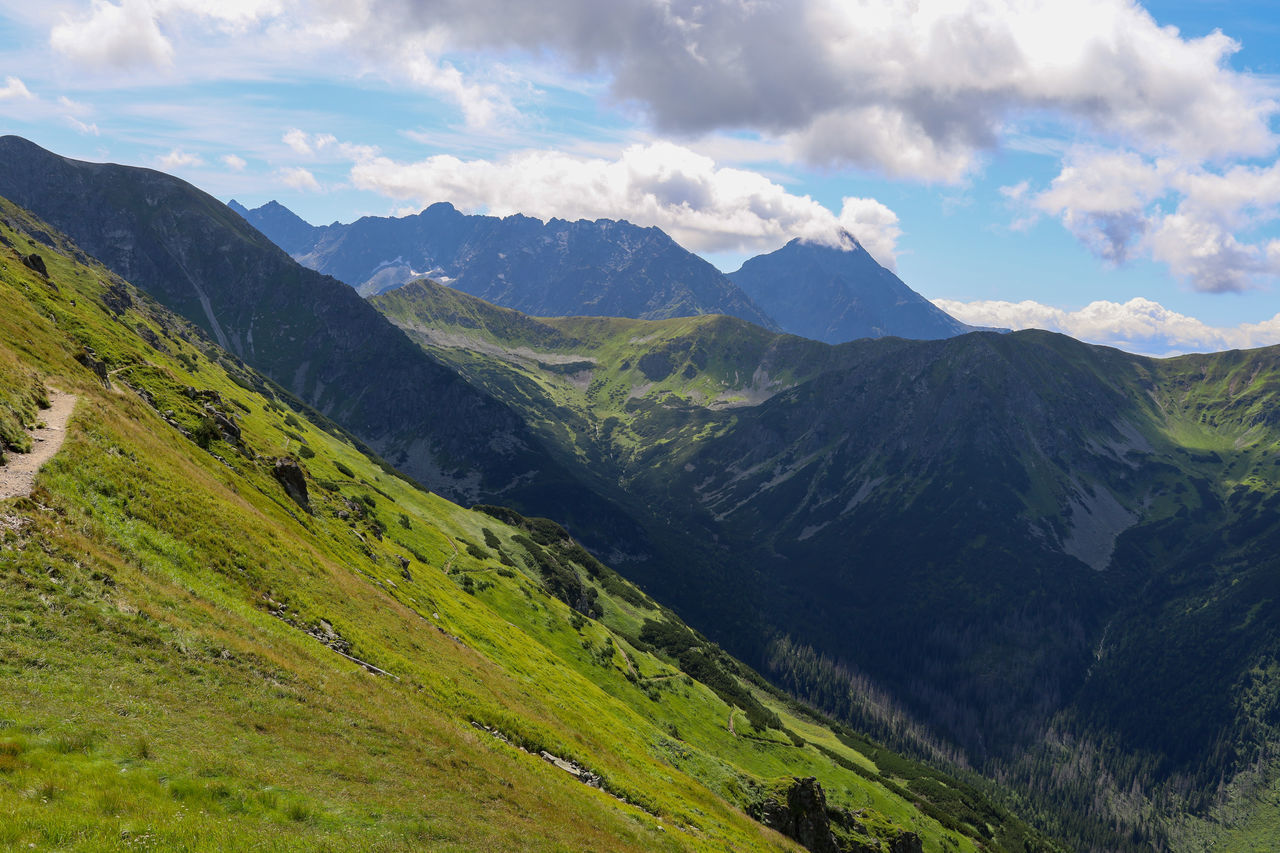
top-left (729, 235), bottom-right (980, 343)
top-left (227, 199), bottom-right (319, 255)
top-left (235, 200), bottom-right (779, 329)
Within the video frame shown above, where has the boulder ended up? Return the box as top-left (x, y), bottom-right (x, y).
top-left (20, 253), bottom-right (47, 276)
top-left (272, 457), bottom-right (310, 510)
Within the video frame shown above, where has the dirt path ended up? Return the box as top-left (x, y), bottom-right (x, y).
top-left (612, 634), bottom-right (639, 680)
top-left (441, 532), bottom-right (460, 572)
top-left (0, 391), bottom-right (76, 500)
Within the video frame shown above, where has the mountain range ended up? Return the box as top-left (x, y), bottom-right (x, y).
top-left (231, 198), bottom-right (978, 344)
top-left (3, 135), bottom-right (1279, 851)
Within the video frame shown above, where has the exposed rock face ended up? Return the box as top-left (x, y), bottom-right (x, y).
top-left (20, 252), bottom-right (47, 276)
top-left (750, 776), bottom-right (925, 853)
top-left (886, 832), bottom-right (923, 853)
top-left (74, 346), bottom-right (110, 388)
top-left (752, 777), bottom-right (841, 853)
top-left (272, 457), bottom-right (309, 510)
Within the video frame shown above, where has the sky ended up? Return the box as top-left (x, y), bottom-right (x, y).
top-left (1, 0), bottom-right (1279, 356)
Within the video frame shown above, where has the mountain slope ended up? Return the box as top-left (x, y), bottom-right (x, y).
top-left (373, 278), bottom-right (1280, 852)
top-left (728, 236), bottom-right (977, 343)
top-left (235, 199), bottom-right (779, 328)
top-left (0, 198), bottom-right (1053, 851)
top-left (0, 135), bottom-right (653, 557)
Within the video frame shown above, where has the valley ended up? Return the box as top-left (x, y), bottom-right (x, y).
top-left (372, 278), bottom-right (1280, 850)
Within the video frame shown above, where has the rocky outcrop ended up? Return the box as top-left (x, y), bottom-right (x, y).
top-left (749, 777), bottom-right (923, 853)
top-left (20, 252), bottom-right (47, 276)
top-left (182, 387), bottom-right (241, 445)
top-left (272, 457), bottom-right (309, 510)
top-left (74, 346), bottom-right (110, 388)
top-left (886, 832), bottom-right (923, 853)
top-left (751, 777), bottom-right (841, 853)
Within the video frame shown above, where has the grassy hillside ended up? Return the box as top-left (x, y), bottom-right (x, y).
top-left (0, 202), bottom-right (1051, 852)
top-left (373, 278), bottom-right (1280, 852)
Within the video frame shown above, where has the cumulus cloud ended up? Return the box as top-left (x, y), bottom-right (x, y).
top-left (50, 0), bottom-right (288, 70)
top-left (347, 140), bottom-right (901, 262)
top-left (222, 153), bottom-right (247, 170)
top-left (934, 296), bottom-right (1280, 355)
top-left (0, 76), bottom-right (34, 101)
top-left (157, 148), bottom-right (203, 168)
top-left (39, 0), bottom-right (1280, 291)
top-left (51, 0), bottom-right (175, 69)
top-left (1019, 148), bottom-right (1280, 292)
top-left (45, 1), bottom-right (1279, 172)
top-left (276, 165), bottom-right (320, 191)
top-left (281, 128), bottom-right (375, 161)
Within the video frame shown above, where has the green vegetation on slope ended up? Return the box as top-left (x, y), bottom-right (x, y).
top-left (0, 201), bottom-right (1050, 851)
top-left (372, 277), bottom-right (1280, 852)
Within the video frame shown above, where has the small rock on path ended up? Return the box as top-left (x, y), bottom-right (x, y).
top-left (0, 390), bottom-right (77, 500)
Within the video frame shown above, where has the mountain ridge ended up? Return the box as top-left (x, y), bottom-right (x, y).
top-left (235, 199), bottom-right (781, 329)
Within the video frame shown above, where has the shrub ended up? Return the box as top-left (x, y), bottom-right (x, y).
top-left (192, 416), bottom-right (221, 449)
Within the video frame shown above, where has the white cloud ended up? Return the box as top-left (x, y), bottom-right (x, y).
top-left (0, 76), bottom-right (34, 101)
top-left (281, 128), bottom-right (375, 161)
top-left (1020, 148), bottom-right (1280, 292)
top-left (51, 0), bottom-right (175, 69)
top-left (397, 37), bottom-right (519, 130)
top-left (157, 147), bottom-right (204, 168)
top-left (49, 0), bottom-right (291, 71)
top-left (66, 116), bottom-right (101, 135)
top-left (42, 1), bottom-right (1279, 175)
top-left (36, 0), bottom-right (1280, 294)
top-left (275, 166), bottom-right (320, 191)
top-left (355, 0), bottom-right (1274, 175)
top-left (347, 140), bottom-right (901, 262)
top-left (836, 198), bottom-right (901, 269)
top-left (934, 296), bottom-right (1280, 355)
top-left (222, 153), bottom-right (247, 170)
top-left (283, 127), bottom-right (321, 155)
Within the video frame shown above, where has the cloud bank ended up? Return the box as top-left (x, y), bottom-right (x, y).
top-left (348, 141), bottom-right (901, 262)
top-left (935, 296), bottom-right (1280, 355)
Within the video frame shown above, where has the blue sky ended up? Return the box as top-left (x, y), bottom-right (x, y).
top-left (1, 0), bottom-right (1279, 355)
